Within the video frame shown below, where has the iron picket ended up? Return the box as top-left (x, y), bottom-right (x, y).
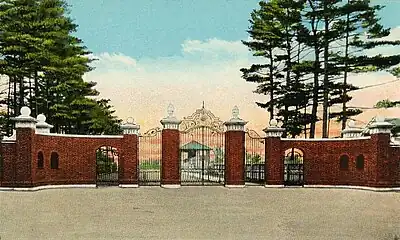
top-left (139, 127), bottom-right (162, 186)
top-left (96, 146), bottom-right (119, 186)
top-left (245, 129), bottom-right (265, 185)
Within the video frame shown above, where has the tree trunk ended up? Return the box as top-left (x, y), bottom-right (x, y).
top-left (269, 48), bottom-right (274, 121)
top-left (283, 14), bottom-right (291, 138)
top-left (341, 1), bottom-right (351, 132)
top-left (322, 3), bottom-right (330, 138)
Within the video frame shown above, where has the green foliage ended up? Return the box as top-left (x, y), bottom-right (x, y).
top-left (242, 0), bottom-right (399, 138)
top-left (246, 153), bottom-right (262, 164)
top-left (139, 160), bottom-right (161, 170)
top-left (374, 99), bottom-right (400, 109)
top-left (0, 0), bottom-right (121, 135)
top-left (213, 147), bottom-right (224, 163)
top-left (96, 149), bottom-right (117, 174)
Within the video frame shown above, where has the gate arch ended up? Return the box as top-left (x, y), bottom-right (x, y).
top-left (283, 148), bottom-right (304, 186)
top-left (179, 106), bottom-right (225, 185)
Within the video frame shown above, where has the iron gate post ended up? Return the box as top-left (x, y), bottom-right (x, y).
top-left (224, 106), bottom-right (247, 188)
top-left (160, 104), bottom-right (182, 188)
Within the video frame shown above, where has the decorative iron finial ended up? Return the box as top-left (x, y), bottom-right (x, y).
top-left (232, 105), bottom-right (239, 119)
top-left (202, 101), bottom-right (205, 109)
top-left (167, 103), bottom-right (174, 118)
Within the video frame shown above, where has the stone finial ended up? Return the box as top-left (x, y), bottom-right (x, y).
top-left (269, 118), bottom-right (278, 127)
top-left (160, 103), bottom-right (181, 130)
top-left (167, 103), bottom-right (174, 118)
top-left (20, 106), bottom-right (31, 117)
top-left (120, 117), bottom-right (140, 135)
top-left (263, 118), bottom-right (285, 138)
top-left (369, 115), bottom-right (393, 135)
top-left (224, 106), bottom-right (247, 131)
top-left (375, 115), bottom-right (385, 123)
top-left (35, 114), bottom-right (54, 133)
top-left (126, 117), bottom-right (135, 124)
top-left (347, 120), bottom-right (355, 128)
top-left (232, 105), bottom-right (239, 119)
top-left (11, 106), bottom-right (37, 129)
top-left (342, 119), bottom-right (363, 138)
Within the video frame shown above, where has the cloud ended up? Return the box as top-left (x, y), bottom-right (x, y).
top-left (363, 26), bottom-right (400, 56)
top-left (85, 32), bottom-right (400, 134)
top-left (181, 38), bottom-right (251, 61)
top-left (85, 38), bottom-right (268, 133)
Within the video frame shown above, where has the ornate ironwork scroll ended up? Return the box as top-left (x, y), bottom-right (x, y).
top-left (180, 107), bottom-right (225, 133)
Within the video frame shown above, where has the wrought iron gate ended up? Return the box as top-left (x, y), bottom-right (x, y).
top-left (179, 107), bottom-right (225, 185)
top-left (96, 146), bottom-right (119, 186)
top-left (139, 127), bottom-right (162, 186)
top-left (245, 129), bottom-right (265, 185)
top-left (284, 148), bottom-right (304, 186)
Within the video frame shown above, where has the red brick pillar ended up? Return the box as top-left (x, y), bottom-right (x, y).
top-left (160, 104), bottom-right (182, 188)
top-left (224, 106), bottom-right (247, 188)
top-left (263, 119), bottom-right (285, 187)
top-left (119, 118), bottom-right (140, 188)
top-left (11, 106), bottom-right (37, 188)
top-left (369, 117), bottom-right (394, 188)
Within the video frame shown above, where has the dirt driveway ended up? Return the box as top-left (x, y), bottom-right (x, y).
top-left (0, 186), bottom-right (399, 240)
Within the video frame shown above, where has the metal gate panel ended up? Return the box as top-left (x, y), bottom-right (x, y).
top-left (284, 148), bottom-right (304, 186)
top-left (139, 127), bottom-right (162, 186)
top-left (96, 146), bottom-right (119, 186)
top-left (179, 106), bottom-right (225, 186)
top-left (245, 129), bottom-right (265, 185)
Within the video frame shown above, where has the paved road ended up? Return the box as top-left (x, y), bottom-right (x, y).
top-left (0, 187), bottom-right (399, 240)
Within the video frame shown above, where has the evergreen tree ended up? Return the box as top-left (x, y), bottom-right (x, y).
top-left (243, 0), bottom-right (400, 138)
top-left (0, 0), bottom-right (122, 136)
top-left (241, 0), bottom-right (286, 122)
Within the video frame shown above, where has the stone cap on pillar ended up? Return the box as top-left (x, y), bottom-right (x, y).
top-left (224, 106), bottom-right (247, 131)
top-left (341, 120), bottom-right (363, 138)
top-left (263, 118), bottom-right (285, 138)
top-left (369, 116), bottom-right (393, 135)
top-left (160, 103), bottom-right (181, 130)
top-left (35, 114), bottom-right (54, 133)
top-left (10, 106), bottom-right (37, 129)
top-left (120, 117), bottom-right (140, 135)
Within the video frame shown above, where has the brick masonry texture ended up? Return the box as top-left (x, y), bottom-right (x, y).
top-left (161, 129), bottom-right (180, 185)
top-left (0, 128), bottom-right (139, 187)
top-left (1, 128), bottom-right (399, 188)
top-left (225, 130), bottom-right (245, 185)
top-left (265, 133), bottom-right (400, 187)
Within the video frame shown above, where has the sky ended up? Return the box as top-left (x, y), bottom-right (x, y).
top-left (65, 0), bottom-right (400, 135)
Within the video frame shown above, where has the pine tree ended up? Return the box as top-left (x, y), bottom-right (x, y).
top-left (0, 0), bottom-right (122, 136)
top-left (241, 0), bottom-right (286, 122)
top-left (0, 0), bottom-right (41, 135)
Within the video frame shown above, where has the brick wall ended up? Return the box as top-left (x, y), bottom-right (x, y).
top-left (0, 142), bottom-right (17, 186)
top-left (33, 134), bottom-right (122, 186)
top-left (1, 126), bottom-right (399, 188)
top-left (263, 134), bottom-right (400, 187)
